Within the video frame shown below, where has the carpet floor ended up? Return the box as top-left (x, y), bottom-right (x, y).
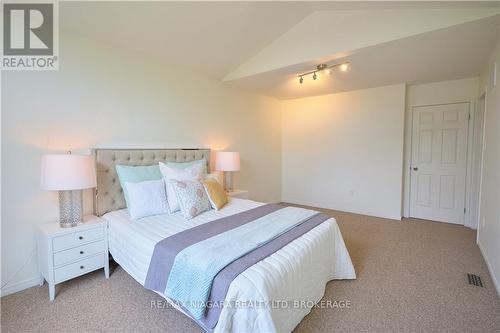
top-left (2, 206), bottom-right (499, 332)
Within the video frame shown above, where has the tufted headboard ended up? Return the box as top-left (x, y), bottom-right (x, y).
top-left (94, 148), bottom-right (211, 216)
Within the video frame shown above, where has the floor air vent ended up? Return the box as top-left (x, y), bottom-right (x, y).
top-left (467, 273), bottom-right (483, 287)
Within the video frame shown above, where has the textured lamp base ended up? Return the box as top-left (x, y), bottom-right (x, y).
top-left (59, 190), bottom-right (83, 228)
top-left (223, 171), bottom-right (234, 192)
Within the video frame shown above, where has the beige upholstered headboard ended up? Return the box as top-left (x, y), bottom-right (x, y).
top-left (94, 148), bottom-right (211, 216)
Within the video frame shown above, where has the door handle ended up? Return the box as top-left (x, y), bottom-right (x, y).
top-left (413, 167), bottom-right (418, 171)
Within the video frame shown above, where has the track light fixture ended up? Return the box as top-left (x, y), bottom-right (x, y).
top-left (297, 62), bottom-right (350, 85)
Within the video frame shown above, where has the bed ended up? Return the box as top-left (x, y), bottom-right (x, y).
top-left (95, 149), bottom-right (356, 333)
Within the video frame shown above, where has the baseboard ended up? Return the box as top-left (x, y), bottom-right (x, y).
top-left (0, 276), bottom-right (40, 298)
top-left (280, 200), bottom-right (403, 221)
top-left (478, 241), bottom-right (500, 297)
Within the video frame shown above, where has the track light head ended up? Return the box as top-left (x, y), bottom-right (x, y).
top-left (316, 64), bottom-right (328, 71)
top-left (340, 63), bottom-right (350, 72)
top-left (298, 62), bottom-right (350, 84)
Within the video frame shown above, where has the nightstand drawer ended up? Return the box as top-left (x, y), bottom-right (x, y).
top-left (53, 227), bottom-right (104, 252)
top-left (37, 215), bottom-right (109, 300)
top-left (53, 240), bottom-right (105, 267)
top-left (54, 254), bottom-right (104, 284)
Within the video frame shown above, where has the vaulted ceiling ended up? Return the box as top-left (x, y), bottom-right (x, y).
top-left (228, 14), bottom-right (500, 99)
top-left (61, 1), bottom-right (500, 99)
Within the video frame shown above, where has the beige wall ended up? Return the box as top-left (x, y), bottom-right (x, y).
top-left (477, 36), bottom-right (500, 295)
top-left (1, 26), bottom-right (497, 299)
top-left (1, 33), bottom-right (282, 295)
top-left (281, 84), bottom-right (406, 220)
top-left (406, 78), bottom-right (479, 105)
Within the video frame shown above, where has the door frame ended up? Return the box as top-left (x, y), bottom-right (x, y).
top-left (470, 91), bottom-right (487, 231)
top-left (402, 101), bottom-right (475, 226)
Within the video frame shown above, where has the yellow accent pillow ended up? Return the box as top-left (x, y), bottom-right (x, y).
top-left (202, 178), bottom-right (228, 210)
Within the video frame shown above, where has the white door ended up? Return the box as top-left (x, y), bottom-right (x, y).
top-left (409, 103), bottom-right (469, 224)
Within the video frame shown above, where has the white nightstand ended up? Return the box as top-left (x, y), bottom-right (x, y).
top-left (226, 189), bottom-right (249, 199)
top-left (37, 215), bottom-right (109, 300)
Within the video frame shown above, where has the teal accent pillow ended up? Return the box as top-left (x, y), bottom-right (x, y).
top-left (115, 165), bottom-right (162, 208)
top-left (164, 159), bottom-right (207, 175)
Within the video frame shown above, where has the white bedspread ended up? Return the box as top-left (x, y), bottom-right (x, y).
top-left (104, 198), bottom-right (355, 333)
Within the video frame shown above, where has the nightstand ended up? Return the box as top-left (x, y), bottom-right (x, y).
top-left (226, 189), bottom-right (249, 199)
top-left (37, 215), bottom-right (109, 300)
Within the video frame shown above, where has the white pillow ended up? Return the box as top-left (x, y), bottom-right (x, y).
top-left (159, 162), bottom-right (204, 213)
top-left (125, 179), bottom-right (169, 220)
top-left (162, 159), bottom-right (207, 176)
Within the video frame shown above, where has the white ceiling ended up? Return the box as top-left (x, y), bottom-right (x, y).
top-left (224, 8), bottom-right (500, 81)
top-left (60, 2), bottom-right (500, 99)
top-left (61, 2), bottom-right (313, 78)
top-left (228, 14), bottom-right (500, 99)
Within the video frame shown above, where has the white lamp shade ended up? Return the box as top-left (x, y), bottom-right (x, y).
top-left (215, 152), bottom-right (240, 172)
top-left (40, 154), bottom-right (97, 191)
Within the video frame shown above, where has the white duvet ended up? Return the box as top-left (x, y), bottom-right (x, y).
top-left (104, 198), bottom-right (355, 333)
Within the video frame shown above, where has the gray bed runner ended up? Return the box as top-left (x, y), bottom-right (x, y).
top-left (144, 204), bottom-right (330, 331)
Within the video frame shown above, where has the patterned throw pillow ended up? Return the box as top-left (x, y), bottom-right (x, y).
top-left (159, 162), bottom-right (204, 213)
top-left (170, 179), bottom-right (211, 219)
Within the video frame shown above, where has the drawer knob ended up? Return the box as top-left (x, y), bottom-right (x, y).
top-left (80, 251), bottom-right (84, 254)
top-left (78, 236), bottom-right (83, 240)
top-left (80, 266), bottom-right (84, 269)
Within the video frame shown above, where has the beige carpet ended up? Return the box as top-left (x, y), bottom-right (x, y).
top-left (2, 206), bottom-right (499, 332)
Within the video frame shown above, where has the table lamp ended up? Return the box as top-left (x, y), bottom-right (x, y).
top-left (40, 153), bottom-right (97, 227)
top-left (215, 151), bottom-right (240, 192)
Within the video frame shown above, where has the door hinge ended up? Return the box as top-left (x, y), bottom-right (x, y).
top-left (464, 207), bottom-right (466, 214)
top-left (468, 113), bottom-right (471, 121)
